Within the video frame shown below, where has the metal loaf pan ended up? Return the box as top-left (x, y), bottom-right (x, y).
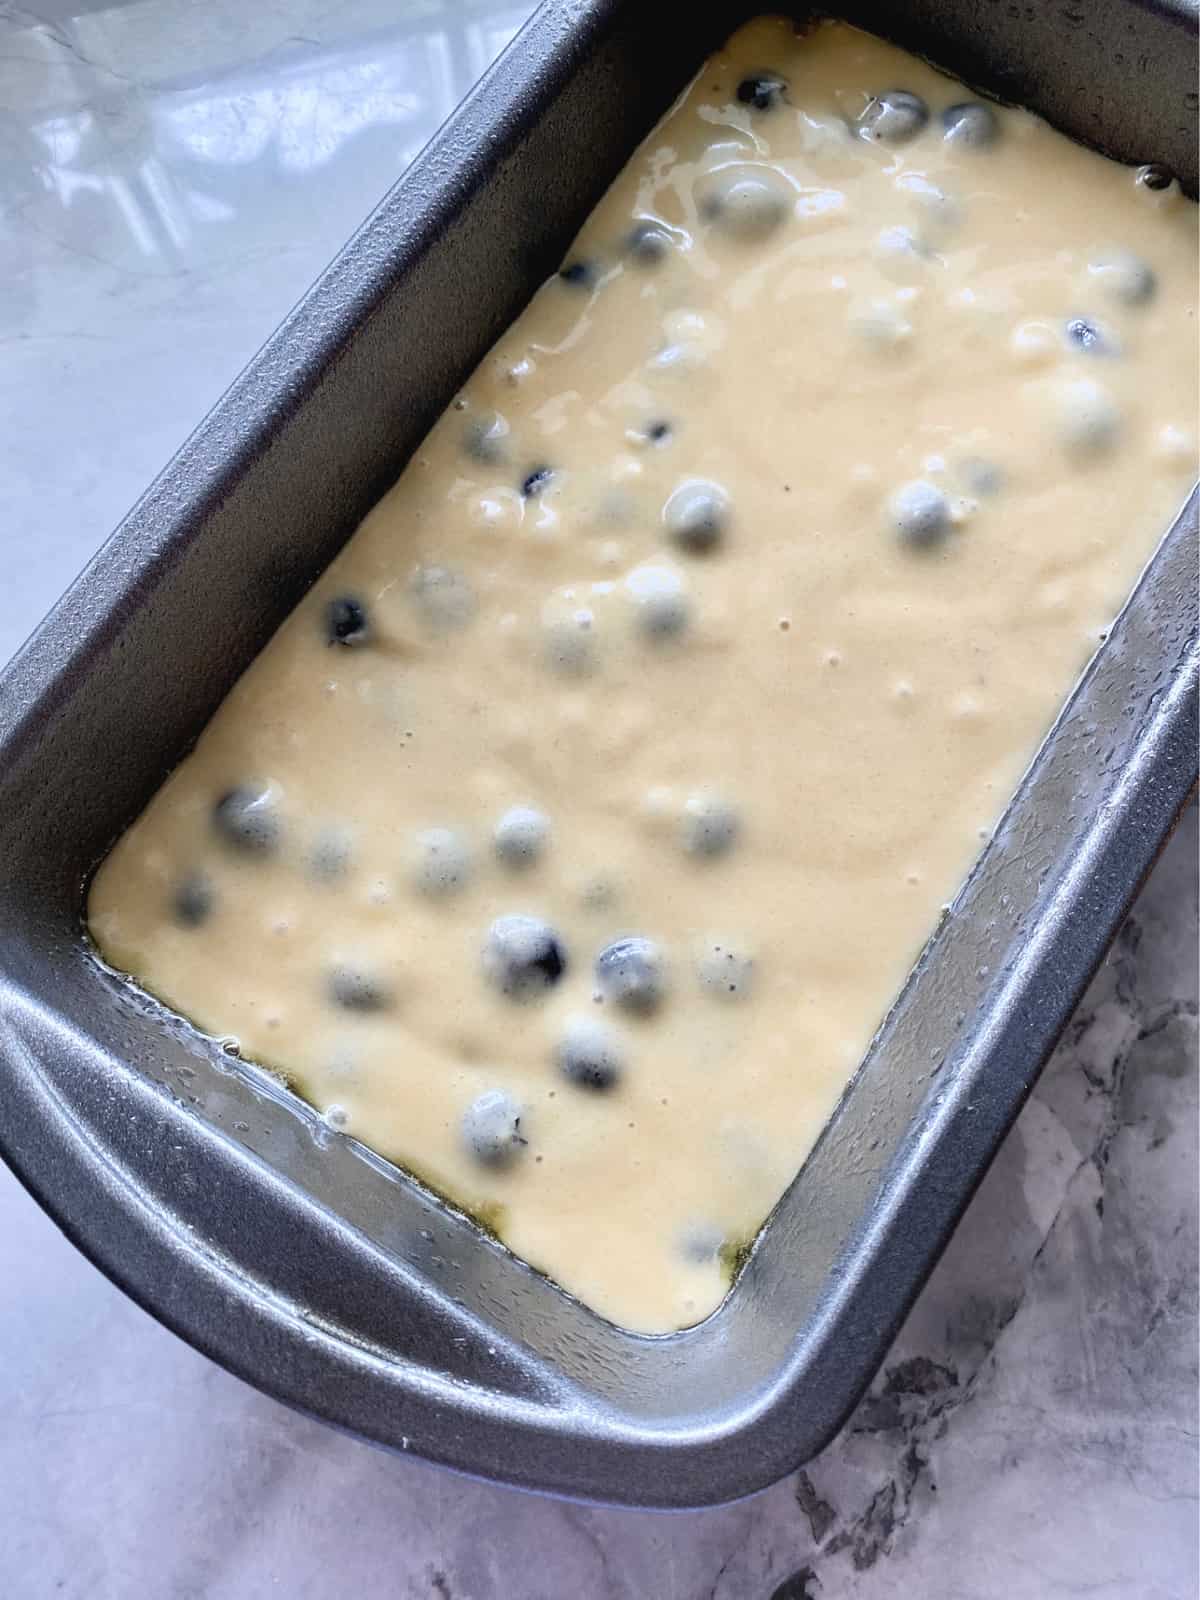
top-left (0, 0), bottom-right (1195, 1510)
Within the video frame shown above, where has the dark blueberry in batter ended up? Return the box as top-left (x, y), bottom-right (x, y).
top-left (172, 871), bottom-right (214, 928)
top-left (645, 419), bottom-right (672, 444)
top-left (521, 465), bottom-right (555, 498)
top-left (463, 411), bottom-right (510, 464)
top-left (1136, 164), bottom-right (1174, 192)
top-left (942, 101), bottom-right (998, 147)
top-left (559, 260), bottom-right (595, 288)
top-left (1066, 317), bottom-right (1109, 354)
top-left (627, 220), bottom-right (673, 265)
top-left (855, 90), bottom-right (928, 144)
top-left (212, 785), bottom-right (280, 856)
top-left (736, 72), bottom-right (787, 111)
top-left (664, 480), bottom-right (728, 554)
top-left (325, 595), bottom-right (369, 647)
top-left (595, 936), bottom-right (666, 1016)
top-left (327, 964), bottom-right (390, 1013)
top-left (484, 915), bottom-right (567, 1001)
top-left (556, 1016), bottom-right (623, 1091)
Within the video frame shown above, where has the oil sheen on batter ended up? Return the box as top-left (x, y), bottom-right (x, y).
top-left (89, 18), bottom-right (1198, 1332)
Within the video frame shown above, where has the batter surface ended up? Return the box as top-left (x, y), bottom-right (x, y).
top-left (89, 18), bottom-right (1198, 1332)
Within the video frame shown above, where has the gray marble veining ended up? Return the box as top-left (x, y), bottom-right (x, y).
top-left (2, 1), bottom-right (1196, 1595)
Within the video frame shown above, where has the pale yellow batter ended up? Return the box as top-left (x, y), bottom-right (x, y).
top-left (89, 18), bottom-right (1198, 1332)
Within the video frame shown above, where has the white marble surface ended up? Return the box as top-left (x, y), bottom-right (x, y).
top-left (2, 3), bottom-right (1197, 1596)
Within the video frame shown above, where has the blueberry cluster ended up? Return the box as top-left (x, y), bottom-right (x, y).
top-left (458, 918), bottom-right (756, 1169)
top-left (852, 90), bottom-right (999, 150)
top-left (182, 790), bottom-right (550, 921)
top-left (167, 790), bottom-right (277, 923)
top-left (552, 203), bottom-right (683, 304)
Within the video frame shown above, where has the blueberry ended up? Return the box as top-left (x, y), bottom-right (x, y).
top-left (679, 1221), bottom-right (724, 1264)
top-left (644, 419), bottom-right (672, 445)
top-left (736, 72), bottom-right (787, 111)
top-left (696, 941), bottom-right (754, 1000)
top-left (627, 220), bottom-right (673, 265)
top-left (1088, 250), bottom-right (1156, 306)
top-left (1135, 164), bottom-right (1174, 193)
top-left (888, 480), bottom-right (951, 549)
top-left (212, 785), bottom-right (281, 855)
top-left (543, 609), bottom-right (596, 675)
top-left (172, 871), bottom-right (213, 928)
top-left (462, 1089), bottom-right (527, 1167)
top-left (942, 101), bottom-right (998, 147)
top-left (595, 936), bottom-right (666, 1016)
top-left (521, 465), bottom-right (555, 498)
top-left (494, 806), bottom-right (550, 869)
top-left (556, 1014), bottom-right (624, 1091)
top-left (698, 167), bottom-right (792, 240)
top-left (328, 964), bottom-right (391, 1013)
top-left (310, 826), bottom-right (352, 881)
top-left (580, 876), bottom-right (618, 913)
top-left (855, 90), bottom-right (929, 144)
top-left (408, 564), bottom-right (476, 632)
top-left (464, 410), bottom-right (510, 464)
top-left (559, 260), bottom-right (595, 288)
top-left (663, 480), bottom-right (728, 554)
top-left (484, 915), bottom-right (567, 1001)
top-left (962, 458), bottom-right (1004, 496)
top-left (626, 564), bottom-right (690, 639)
top-left (410, 827), bottom-right (472, 897)
top-left (1065, 317), bottom-right (1114, 355)
top-left (325, 595), bottom-right (369, 647)
top-left (1058, 379), bottom-right (1120, 456)
top-left (682, 791), bottom-right (740, 859)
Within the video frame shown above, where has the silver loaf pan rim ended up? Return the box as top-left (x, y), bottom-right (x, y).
top-left (0, 0), bottom-right (1196, 1509)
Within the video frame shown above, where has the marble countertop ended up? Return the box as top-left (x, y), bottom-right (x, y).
top-left (3, 3), bottom-right (1196, 1595)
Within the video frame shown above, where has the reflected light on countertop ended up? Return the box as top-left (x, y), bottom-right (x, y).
top-left (1, 0), bottom-right (534, 667)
